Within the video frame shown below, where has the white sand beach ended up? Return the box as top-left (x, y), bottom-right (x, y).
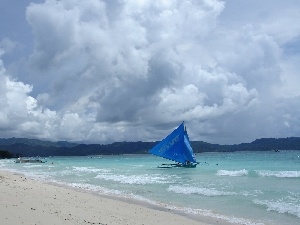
top-left (0, 170), bottom-right (216, 225)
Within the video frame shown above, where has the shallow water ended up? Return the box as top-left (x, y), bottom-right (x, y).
top-left (1, 150), bottom-right (299, 225)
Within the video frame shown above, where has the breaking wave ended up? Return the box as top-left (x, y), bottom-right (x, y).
top-left (95, 173), bottom-right (171, 184)
top-left (167, 185), bottom-right (236, 196)
top-left (217, 169), bottom-right (249, 176)
top-left (256, 170), bottom-right (300, 178)
top-left (253, 199), bottom-right (300, 218)
top-left (72, 166), bottom-right (111, 173)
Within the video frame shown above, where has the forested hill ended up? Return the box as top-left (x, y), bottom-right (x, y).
top-left (0, 137), bottom-right (300, 158)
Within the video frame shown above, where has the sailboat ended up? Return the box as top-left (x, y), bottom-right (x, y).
top-left (149, 122), bottom-right (199, 168)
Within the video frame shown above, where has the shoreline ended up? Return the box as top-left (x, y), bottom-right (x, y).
top-left (0, 170), bottom-right (223, 225)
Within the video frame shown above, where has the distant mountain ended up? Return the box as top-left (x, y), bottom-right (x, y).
top-left (0, 137), bottom-right (299, 157)
top-left (192, 137), bottom-right (300, 152)
top-left (0, 137), bottom-right (77, 148)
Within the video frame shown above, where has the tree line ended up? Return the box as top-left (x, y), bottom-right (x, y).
top-left (0, 137), bottom-right (300, 158)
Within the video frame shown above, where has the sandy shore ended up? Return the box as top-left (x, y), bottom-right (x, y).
top-left (0, 170), bottom-right (216, 225)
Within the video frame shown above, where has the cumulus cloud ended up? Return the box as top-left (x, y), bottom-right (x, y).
top-left (0, 0), bottom-right (299, 144)
top-left (0, 38), bottom-right (17, 54)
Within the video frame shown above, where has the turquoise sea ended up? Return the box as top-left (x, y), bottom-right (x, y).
top-left (1, 151), bottom-right (299, 225)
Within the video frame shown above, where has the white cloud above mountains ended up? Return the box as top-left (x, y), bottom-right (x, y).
top-left (0, 0), bottom-right (299, 144)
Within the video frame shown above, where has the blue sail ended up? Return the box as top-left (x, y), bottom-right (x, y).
top-left (149, 122), bottom-right (197, 164)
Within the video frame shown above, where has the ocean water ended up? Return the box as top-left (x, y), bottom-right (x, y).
top-left (1, 150), bottom-right (299, 225)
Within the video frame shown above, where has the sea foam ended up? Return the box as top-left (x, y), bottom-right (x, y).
top-left (253, 199), bottom-right (300, 218)
top-left (95, 173), bottom-right (171, 184)
top-left (72, 166), bottom-right (111, 173)
top-left (216, 169), bottom-right (249, 176)
top-left (165, 205), bottom-right (264, 225)
top-left (256, 170), bottom-right (300, 178)
top-left (167, 185), bottom-right (236, 196)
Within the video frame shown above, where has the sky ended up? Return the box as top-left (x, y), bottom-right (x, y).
top-left (0, 0), bottom-right (299, 145)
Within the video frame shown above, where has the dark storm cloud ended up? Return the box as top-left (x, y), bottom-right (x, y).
top-left (0, 0), bottom-right (299, 144)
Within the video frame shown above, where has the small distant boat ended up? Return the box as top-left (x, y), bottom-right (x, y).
top-left (15, 157), bottom-right (46, 163)
top-left (149, 122), bottom-right (199, 168)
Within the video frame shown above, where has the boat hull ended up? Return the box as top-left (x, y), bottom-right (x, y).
top-left (158, 163), bottom-right (198, 168)
top-left (15, 158), bottom-right (46, 163)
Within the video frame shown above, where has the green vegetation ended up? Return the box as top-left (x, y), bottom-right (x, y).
top-left (0, 150), bottom-right (13, 159)
top-left (0, 137), bottom-right (299, 157)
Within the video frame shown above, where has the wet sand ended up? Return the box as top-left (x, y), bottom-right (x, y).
top-left (0, 170), bottom-right (215, 225)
